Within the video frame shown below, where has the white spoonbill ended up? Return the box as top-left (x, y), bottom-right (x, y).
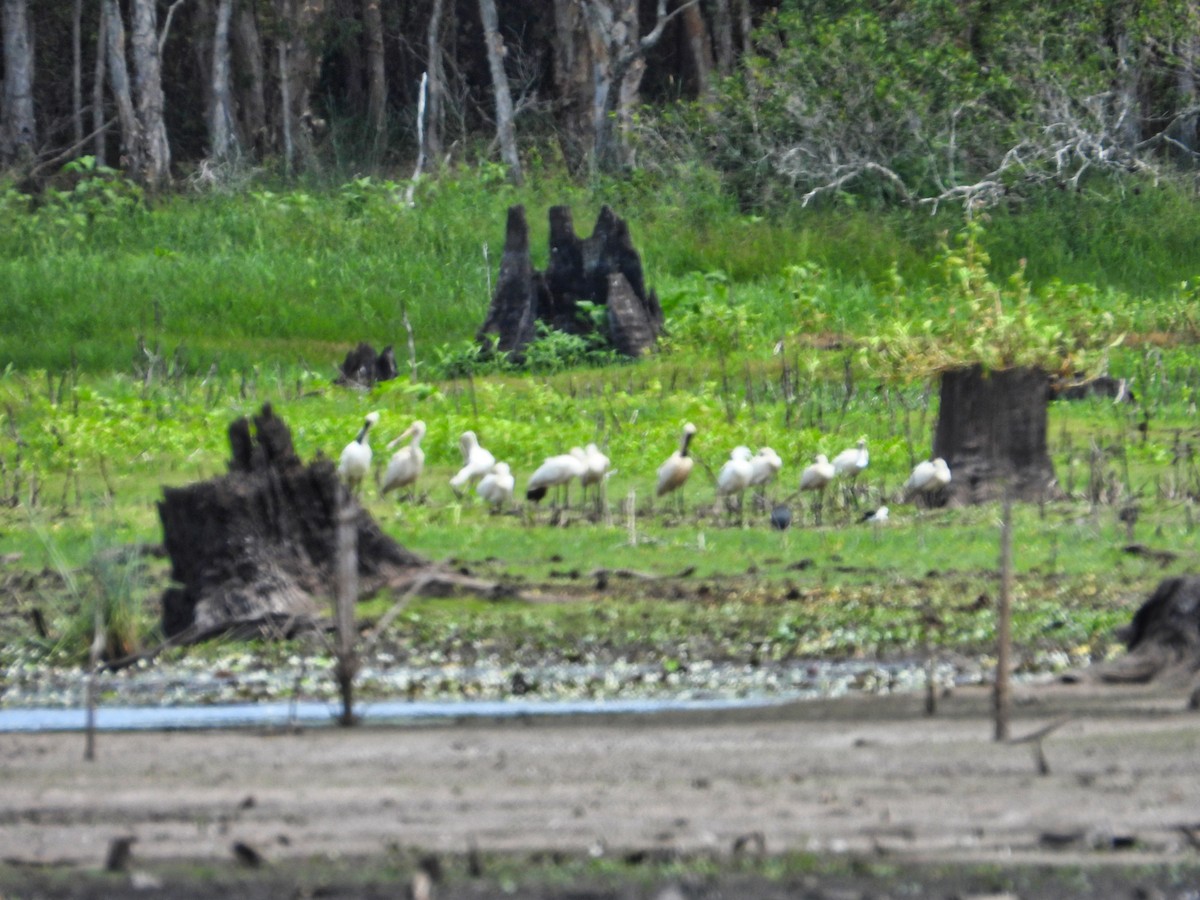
top-left (799, 452), bottom-right (836, 525)
top-left (580, 443), bottom-right (612, 512)
top-left (749, 446), bottom-right (783, 490)
top-left (655, 423), bottom-right (698, 513)
top-left (381, 420), bottom-right (426, 499)
top-left (449, 430), bottom-right (496, 496)
top-left (831, 438), bottom-right (869, 506)
top-left (526, 447), bottom-right (588, 507)
top-left (716, 446), bottom-right (755, 524)
top-left (904, 457), bottom-right (952, 504)
top-left (476, 462), bottom-right (515, 510)
top-left (338, 411), bottom-right (380, 497)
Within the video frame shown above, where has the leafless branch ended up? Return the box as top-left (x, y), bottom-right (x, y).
top-left (158, 0), bottom-right (187, 55)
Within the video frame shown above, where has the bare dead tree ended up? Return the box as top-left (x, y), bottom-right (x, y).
top-left (72, 0), bottom-right (83, 147)
top-left (102, 0), bottom-right (140, 172)
top-left (478, 0), bottom-right (523, 186)
top-left (577, 0), bottom-right (699, 173)
top-left (209, 0), bottom-right (239, 162)
top-left (130, 0), bottom-right (171, 189)
top-left (363, 0), bottom-right (386, 160)
top-left (423, 0), bottom-right (445, 166)
top-left (92, 0), bottom-right (108, 164)
top-left (1, 0), bottom-right (37, 167)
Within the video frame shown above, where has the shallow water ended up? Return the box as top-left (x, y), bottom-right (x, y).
top-left (0, 694), bottom-right (793, 733)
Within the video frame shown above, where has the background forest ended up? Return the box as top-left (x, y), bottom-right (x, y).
top-left (1, 0), bottom-right (1198, 204)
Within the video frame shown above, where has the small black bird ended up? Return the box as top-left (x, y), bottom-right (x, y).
top-left (770, 504), bottom-right (792, 531)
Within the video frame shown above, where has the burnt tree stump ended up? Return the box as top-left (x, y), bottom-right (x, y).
top-left (477, 204), bottom-right (662, 360)
top-left (159, 403), bottom-right (424, 640)
top-left (1092, 576), bottom-right (1200, 687)
top-left (933, 365), bottom-right (1059, 505)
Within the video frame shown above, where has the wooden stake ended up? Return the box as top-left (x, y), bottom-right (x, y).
top-left (334, 487), bottom-right (359, 726)
top-left (994, 487), bottom-right (1014, 742)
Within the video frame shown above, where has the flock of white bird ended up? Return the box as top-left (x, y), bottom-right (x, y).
top-left (336, 413), bottom-right (953, 525)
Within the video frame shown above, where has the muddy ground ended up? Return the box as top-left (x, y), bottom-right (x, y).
top-left (2, 680), bottom-right (1200, 898)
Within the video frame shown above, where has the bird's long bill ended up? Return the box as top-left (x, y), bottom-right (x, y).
top-left (387, 424), bottom-right (416, 449)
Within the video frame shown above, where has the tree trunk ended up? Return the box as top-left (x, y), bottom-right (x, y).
top-left (478, 0), bottom-right (523, 186)
top-left (550, 0), bottom-right (591, 172)
top-left (103, 0), bottom-right (140, 173)
top-left (276, 0), bottom-right (328, 172)
top-left (1, 0), bottom-right (37, 167)
top-left (209, 0), bottom-right (239, 161)
top-left (735, 0), bottom-right (752, 54)
top-left (363, 0), bottom-right (386, 159)
top-left (72, 0), bottom-right (83, 147)
top-left (130, 0), bottom-right (171, 189)
top-left (232, 2), bottom-right (267, 155)
top-left (680, 3), bottom-right (713, 94)
top-left (932, 365), bottom-right (1058, 505)
top-left (579, 0), bottom-right (688, 174)
top-left (93, 0), bottom-right (107, 164)
top-left (711, 0), bottom-right (734, 77)
top-left (423, 0), bottom-right (445, 165)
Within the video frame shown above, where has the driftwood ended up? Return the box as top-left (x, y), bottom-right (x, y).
top-left (158, 403), bottom-right (424, 640)
top-left (477, 204), bottom-right (663, 360)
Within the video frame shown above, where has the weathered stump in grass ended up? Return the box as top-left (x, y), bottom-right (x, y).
top-left (335, 342), bottom-right (398, 388)
top-left (1092, 576), bottom-right (1200, 688)
top-left (158, 403), bottom-right (424, 640)
top-left (932, 365), bottom-right (1059, 505)
top-left (476, 203), bottom-right (663, 361)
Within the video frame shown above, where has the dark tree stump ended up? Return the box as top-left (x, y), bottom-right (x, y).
top-left (158, 404), bottom-right (424, 639)
top-left (933, 365), bottom-right (1059, 505)
top-left (477, 203), bottom-right (661, 360)
top-left (1090, 576), bottom-right (1200, 686)
top-left (476, 205), bottom-right (544, 357)
top-left (335, 342), bottom-right (398, 388)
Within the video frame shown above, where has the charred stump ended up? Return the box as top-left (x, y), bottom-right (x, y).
top-left (1093, 576), bottom-right (1200, 687)
top-left (476, 203), bottom-right (662, 361)
top-left (158, 403), bottom-right (424, 640)
top-left (336, 342), bottom-right (398, 388)
top-left (932, 365), bottom-right (1059, 505)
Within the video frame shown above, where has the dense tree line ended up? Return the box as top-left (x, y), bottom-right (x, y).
top-left (1, 0), bottom-right (1197, 204)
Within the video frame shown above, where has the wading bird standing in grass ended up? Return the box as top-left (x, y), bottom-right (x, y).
top-left (450, 430), bottom-right (496, 497)
top-left (580, 443), bottom-right (612, 513)
top-left (381, 420), bottom-right (426, 500)
top-left (477, 462), bottom-right (515, 511)
top-left (799, 453), bottom-right (836, 525)
top-left (338, 411), bottom-right (380, 498)
top-left (904, 458), bottom-right (952, 505)
top-left (859, 505), bottom-right (889, 541)
top-left (716, 446), bottom-right (755, 525)
top-left (749, 446), bottom-right (784, 511)
top-left (655, 423), bottom-right (698, 514)
top-left (832, 438), bottom-right (869, 506)
top-left (526, 447), bottom-right (588, 509)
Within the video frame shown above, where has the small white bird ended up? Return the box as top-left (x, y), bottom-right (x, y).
top-left (476, 461), bottom-right (515, 510)
top-left (450, 430), bottom-right (496, 496)
top-left (716, 446), bottom-right (755, 523)
top-left (526, 447), bottom-right (588, 506)
top-left (859, 505), bottom-right (889, 524)
top-left (904, 457), bottom-right (952, 503)
top-left (656, 423), bottom-right (698, 512)
top-left (799, 453), bottom-right (836, 525)
top-left (749, 446), bottom-right (783, 489)
top-left (338, 411), bottom-right (380, 497)
top-left (832, 438), bottom-right (869, 504)
top-left (381, 420), bottom-right (426, 498)
top-left (580, 442), bottom-right (611, 509)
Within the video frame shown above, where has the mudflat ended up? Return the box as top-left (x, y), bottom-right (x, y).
top-left (2, 681), bottom-right (1199, 897)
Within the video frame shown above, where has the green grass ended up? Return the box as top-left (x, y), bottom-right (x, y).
top-left (1, 165), bottom-right (1199, 673)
